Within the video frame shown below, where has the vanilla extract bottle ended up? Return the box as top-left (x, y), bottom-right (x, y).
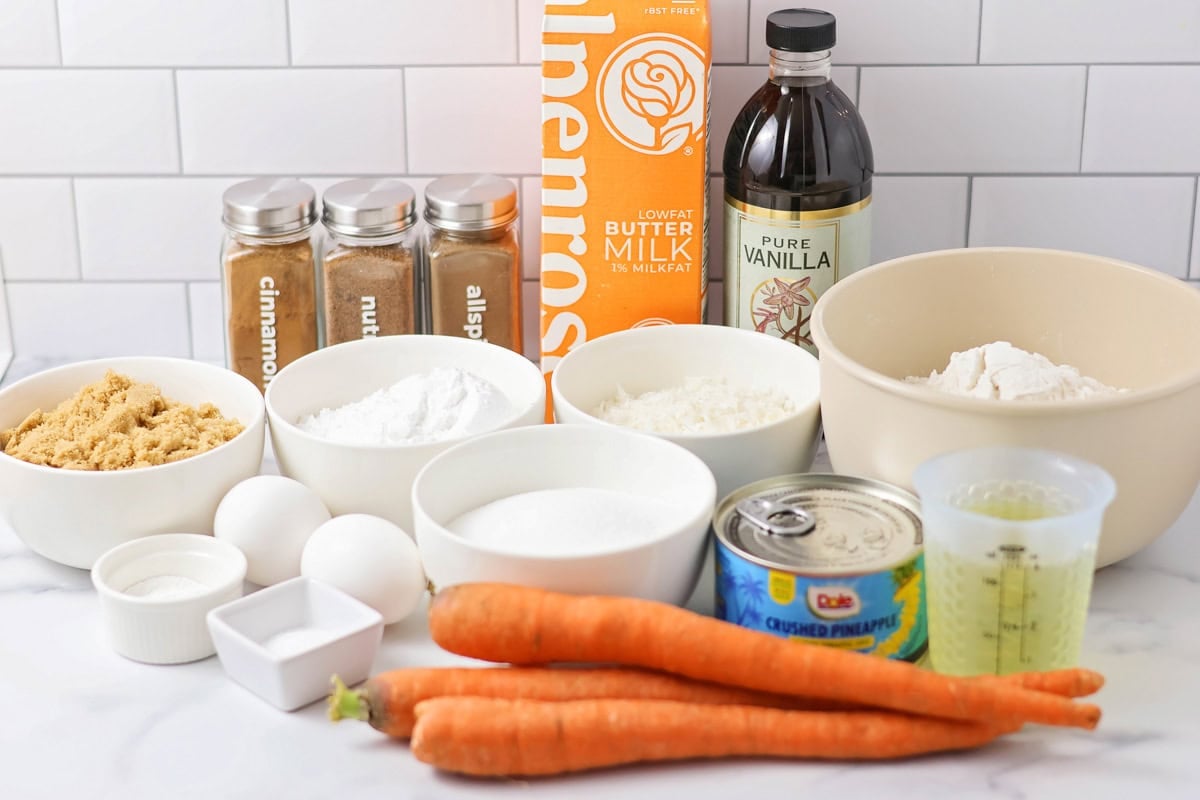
top-left (723, 8), bottom-right (873, 353)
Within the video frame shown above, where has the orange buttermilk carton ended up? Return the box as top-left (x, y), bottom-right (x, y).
top-left (539, 0), bottom-right (711, 408)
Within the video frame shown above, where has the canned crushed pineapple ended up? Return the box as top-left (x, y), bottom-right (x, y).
top-left (714, 474), bottom-right (928, 662)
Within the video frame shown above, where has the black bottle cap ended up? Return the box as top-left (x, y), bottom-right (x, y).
top-left (766, 8), bottom-right (837, 53)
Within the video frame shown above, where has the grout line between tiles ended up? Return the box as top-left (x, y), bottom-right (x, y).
top-left (1077, 65), bottom-right (1090, 173)
top-left (962, 176), bottom-right (974, 247)
top-left (4, 62), bottom-right (1200, 70)
top-left (51, 0), bottom-right (65, 65)
top-left (183, 281), bottom-right (196, 358)
top-left (513, 0), bottom-right (522, 63)
top-left (1188, 177), bottom-right (1199, 279)
top-left (283, 0), bottom-right (294, 66)
top-left (975, 0), bottom-right (984, 64)
top-left (67, 178), bottom-right (84, 280)
top-left (171, 70), bottom-right (184, 175)
top-left (400, 67), bottom-right (410, 173)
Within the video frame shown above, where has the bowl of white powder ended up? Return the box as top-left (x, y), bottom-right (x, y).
top-left (412, 424), bottom-right (717, 606)
top-left (550, 324), bottom-right (822, 501)
top-left (811, 246), bottom-right (1200, 565)
top-left (265, 335), bottom-right (545, 533)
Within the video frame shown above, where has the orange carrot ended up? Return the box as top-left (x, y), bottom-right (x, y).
top-left (993, 668), bottom-right (1105, 699)
top-left (328, 667), bottom-right (848, 738)
top-left (429, 583), bottom-right (1101, 730)
top-left (410, 697), bottom-right (1020, 776)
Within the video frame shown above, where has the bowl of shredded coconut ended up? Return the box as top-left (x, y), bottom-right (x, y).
top-left (550, 324), bottom-right (822, 502)
top-left (811, 246), bottom-right (1200, 565)
top-left (264, 335), bottom-right (544, 533)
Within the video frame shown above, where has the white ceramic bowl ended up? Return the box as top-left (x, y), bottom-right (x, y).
top-left (265, 335), bottom-right (545, 534)
top-left (413, 424), bottom-right (718, 605)
top-left (551, 324), bottom-right (822, 500)
top-left (92, 533), bottom-right (248, 665)
top-left (811, 247), bottom-right (1200, 566)
top-left (207, 576), bottom-right (383, 711)
top-left (0, 357), bottom-right (266, 569)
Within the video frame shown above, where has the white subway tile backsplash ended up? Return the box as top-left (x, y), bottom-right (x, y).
top-left (707, 281), bottom-right (724, 325)
top-left (177, 70), bottom-right (406, 174)
top-left (0, 0), bottom-right (59, 66)
top-left (188, 282), bottom-right (224, 362)
top-left (58, 0), bottom-right (287, 66)
top-left (708, 177), bottom-right (724, 280)
top-left (710, 65), bottom-right (857, 177)
top-left (0, 71), bottom-right (178, 174)
top-left (517, 0), bottom-right (542, 65)
top-left (1192, 182), bottom-right (1200, 279)
top-left (520, 0), bottom-right (747, 64)
top-left (860, 66), bottom-right (1086, 173)
top-left (969, 177), bottom-right (1196, 277)
top-left (8, 282), bottom-right (191, 358)
top-left (75, 179), bottom-right (229, 281)
top-left (871, 176), bottom-right (968, 263)
top-left (405, 67), bottom-right (540, 174)
top-left (712, 0), bottom-right (750, 64)
top-left (1082, 66), bottom-right (1200, 173)
top-left (980, 0), bottom-right (1200, 64)
top-left (520, 177), bottom-right (541, 281)
top-left (0, 180), bottom-right (79, 280)
top-left (749, 0), bottom-right (980, 64)
top-left (290, 0), bottom-right (518, 66)
top-left (521, 279), bottom-right (539, 361)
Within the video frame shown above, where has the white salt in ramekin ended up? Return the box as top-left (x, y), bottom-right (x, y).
top-left (92, 533), bottom-right (247, 665)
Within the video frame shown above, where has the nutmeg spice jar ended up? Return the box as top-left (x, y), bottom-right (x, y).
top-left (321, 178), bottom-right (418, 345)
top-left (422, 174), bottom-right (523, 354)
top-left (220, 178), bottom-right (321, 393)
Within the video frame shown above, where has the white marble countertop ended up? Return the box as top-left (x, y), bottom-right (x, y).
top-left (2, 355), bottom-right (1198, 799)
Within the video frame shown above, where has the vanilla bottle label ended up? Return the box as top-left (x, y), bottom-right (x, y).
top-left (723, 195), bottom-right (871, 354)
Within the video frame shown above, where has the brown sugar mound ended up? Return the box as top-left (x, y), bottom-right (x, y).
top-left (0, 370), bottom-right (245, 470)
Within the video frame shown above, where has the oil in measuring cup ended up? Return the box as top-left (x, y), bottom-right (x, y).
top-left (913, 448), bottom-right (1116, 676)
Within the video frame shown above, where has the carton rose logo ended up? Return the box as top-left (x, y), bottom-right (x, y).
top-left (597, 34), bottom-right (707, 155)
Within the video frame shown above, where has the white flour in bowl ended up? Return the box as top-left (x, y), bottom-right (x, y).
top-left (906, 341), bottom-right (1123, 401)
top-left (298, 367), bottom-right (514, 445)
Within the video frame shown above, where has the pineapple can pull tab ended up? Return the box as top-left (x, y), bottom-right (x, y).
top-left (713, 474), bottom-right (928, 662)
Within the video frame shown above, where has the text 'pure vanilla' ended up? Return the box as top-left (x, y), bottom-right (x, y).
top-left (540, 0), bottom-right (712, 410)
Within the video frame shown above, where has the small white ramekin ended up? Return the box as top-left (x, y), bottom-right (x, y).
top-left (207, 577), bottom-right (384, 711)
top-left (91, 533), bottom-right (247, 665)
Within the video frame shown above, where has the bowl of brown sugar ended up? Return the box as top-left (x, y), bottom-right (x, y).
top-left (0, 357), bottom-right (265, 569)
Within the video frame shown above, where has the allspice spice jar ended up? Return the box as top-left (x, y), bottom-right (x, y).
top-left (220, 178), bottom-right (321, 393)
top-left (321, 179), bottom-right (418, 345)
top-left (423, 174), bottom-right (522, 354)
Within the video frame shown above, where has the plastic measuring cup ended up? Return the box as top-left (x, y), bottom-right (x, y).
top-left (912, 447), bottom-right (1115, 676)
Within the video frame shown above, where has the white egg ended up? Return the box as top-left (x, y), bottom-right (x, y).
top-left (301, 514), bottom-right (426, 625)
top-left (214, 475), bottom-right (331, 586)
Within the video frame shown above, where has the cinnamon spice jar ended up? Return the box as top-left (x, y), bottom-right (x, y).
top-left (422, 174), bottom-right (523, 354)
top-left (220, 178), bottom-right (321, 392)
top-left (320, 179), bottom-right (418, 345)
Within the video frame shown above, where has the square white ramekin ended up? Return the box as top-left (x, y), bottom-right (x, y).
top-left (206, 576), bottom-right (383, 711)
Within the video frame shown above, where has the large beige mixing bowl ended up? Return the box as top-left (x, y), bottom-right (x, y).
top-left (811, 247), bottom-right (1200, 566)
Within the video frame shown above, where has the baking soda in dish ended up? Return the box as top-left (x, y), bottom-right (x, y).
top-left (907, 341), bottom-right (1123, 401)
top-left (298, 367), bottom-right (513, 445)
top-left (595, 377), bottom-right (795, 434)
top-left (122, 575), bottom-right (208, 600)
top-left (447, 488), bottom-right (684, 557)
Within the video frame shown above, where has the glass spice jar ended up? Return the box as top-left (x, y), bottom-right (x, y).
top-left (220, 178), bottom-right (321, 393)
top-left (320, 179), bottom-right (419, 345)
top-left (422, 174), bottom-right (523, 354)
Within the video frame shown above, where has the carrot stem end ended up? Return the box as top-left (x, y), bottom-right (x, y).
top-left (328, 675), bottom-right (370, 723)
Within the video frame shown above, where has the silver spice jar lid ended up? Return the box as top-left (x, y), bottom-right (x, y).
top-left (424, 174), bottom-right (518, 232)
top-left (322, 178), bottom-right (418, 237)
top-left (222, 178), bottom-right (317, 237)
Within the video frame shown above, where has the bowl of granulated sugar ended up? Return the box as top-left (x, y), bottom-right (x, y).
top-left (413, 423), bottom-right (717, 606)
top-left (264, 335), bottom-right (544, 534)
